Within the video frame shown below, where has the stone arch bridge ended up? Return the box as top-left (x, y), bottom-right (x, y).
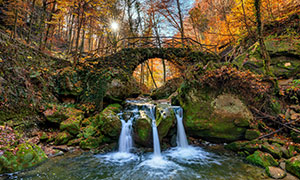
top-left (85, 37), bottom-right (219, 74)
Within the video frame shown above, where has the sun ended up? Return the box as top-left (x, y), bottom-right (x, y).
top-left (111, 22), bottom-right (119, 32)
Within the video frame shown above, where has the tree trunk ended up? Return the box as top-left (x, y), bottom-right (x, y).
top-left (176, 0), bottom-right (185, 46)
top-left (162, 59), bottom-right (166, 83)
top-left (74, 5), bottom-right (83, 66)
top-left (43, 0), bottom-right (57, 49)
top-left (140, 63), bottom-right (144, 86)
top-left (11, 9), bottom-right (18, 40)
top-left (27, 0), bottom-right (36, 43)
top-left (146, 62), bottom-right (157, 89)
top-left (241, 0), bottom-right (254, 37)
top-left (254, 0), bottom-right (271, 75)
top-left (80, 23), bottom-right (86, 54)
top-left (68, 15), bottom-right (75, 53)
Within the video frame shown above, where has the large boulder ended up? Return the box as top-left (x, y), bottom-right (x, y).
top-left (286, 155), bottom-right (300, 178)
top-left (78, 104), bottom-right (122, 149)
top-left (133, 110), bottom-right (152, 147)
top-left (0, 143), bottom-right (48, 174)
top-left (98, 104), bottom-right (122, 139)
top-left (176, 85), bottom-right (253, 142)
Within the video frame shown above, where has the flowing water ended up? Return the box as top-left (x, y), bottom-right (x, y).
top-left (148, 105), bottom-right (161, 157)
top-left (1, 100), bottom-right (266, 180)
top-left (172, 106), bottom-right (188, 148)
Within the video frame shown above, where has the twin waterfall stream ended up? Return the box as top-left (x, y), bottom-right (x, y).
top-left (117, 101), bottom-right (188, 158)
top-left (9, 100), bottom-right (266, 180)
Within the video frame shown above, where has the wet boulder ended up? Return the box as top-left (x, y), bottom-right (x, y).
top-left (133, 110), bottom-right (152, 147)
top-left (156, 104), bottom-right (176, 140)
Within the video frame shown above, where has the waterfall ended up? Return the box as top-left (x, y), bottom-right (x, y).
top-left (118, 107), bottom-right (139, 153)
top-left (173, 106), bottom-right (188, 148)
top-left (118, 116), bottom-right (134, 153)
top-left (149, 105), bottom-right (161, 156)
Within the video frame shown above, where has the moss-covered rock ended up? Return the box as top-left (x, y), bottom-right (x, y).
top-left (281, 145), bottom-right (297, 159)
top-left (246, 150), bottom-right (279, 168)
top-left (265, 166), bottom-right (286, 179)
top-left (245, 129), bottom-right (261, 140)
top-left (234, 36), bottom-right (300, 78)
top-left (225, 140), bottom-right (260, 154)
top-left (43, 104), bottom-right (83, 125)
top-left (261, 142), bottom-right (283, 159)
top-left (54, 131), bottom-right (73, 145)
top-left (133, 110), bottom-right (152, 147)
top-left (291, 130), bottom-right (300, 143)
top-left (82, 125), bottom-right (98, 138)
top-left (39, 132), bottom-right (48, 141)
top-left (156, 104), bottom-right (175, 140)
top-left (55, 67), bottom-right (83, 96)
top-left (177, 87), bottom-right (253, 143)
top-left (0, 143), bottom-right (48, 174)
top-left (98, 104), bottom-right (122, 139)
top-left (79, 136), bottom-right (103, 149)
top-left (60, 113), bottom-right (84, 135)
top-left (225, 141), bottom-right (250, 152)
top-left (286, 155), bottom-right (300, 178)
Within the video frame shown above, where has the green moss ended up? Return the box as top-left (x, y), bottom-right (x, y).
top-left (0, 143), bottom-right (48, 174)
top-left (245, 129), bottom-right (261, 140)
top-left (291, 130), bottom-right (300, 143)
top-left (181, 91), bottom-right (252, 142)
top-left (225, 141), bottom-right (249, 152)
top-left (156, 104), bottom-right (175, 139)
top-left (136, 118), bottom-right (151, 143)
top-left (246, 150), bottom-right (278, 168)
top-left (39, 132), bottom-right (48, 141)
top-left (54, 131), bottom-right (73, 145)
top-left (82, 125), bottom-right (97, 138)
top-left (98, 104), bottom-right (122, 138)
top-left (60, 113), bottom-right (83, 135)
top-left (286, 156), bottom-right (300, 178)
top-left (79, 136), bottom-right (103, 149)
top-left (261, 143), bottom-right (282, 159)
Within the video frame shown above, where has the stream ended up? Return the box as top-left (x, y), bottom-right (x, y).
top-left (1, 100), bottom-right (266, 180)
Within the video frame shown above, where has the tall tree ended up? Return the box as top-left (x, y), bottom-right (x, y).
top-left (254, 0), bottom-right (271, 75)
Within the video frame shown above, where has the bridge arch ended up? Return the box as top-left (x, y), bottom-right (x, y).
top-left (91, 47), bottom-right (216, 75)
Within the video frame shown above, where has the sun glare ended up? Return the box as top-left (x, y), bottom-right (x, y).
top-left (111, 22), bottom-right (119, 32)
